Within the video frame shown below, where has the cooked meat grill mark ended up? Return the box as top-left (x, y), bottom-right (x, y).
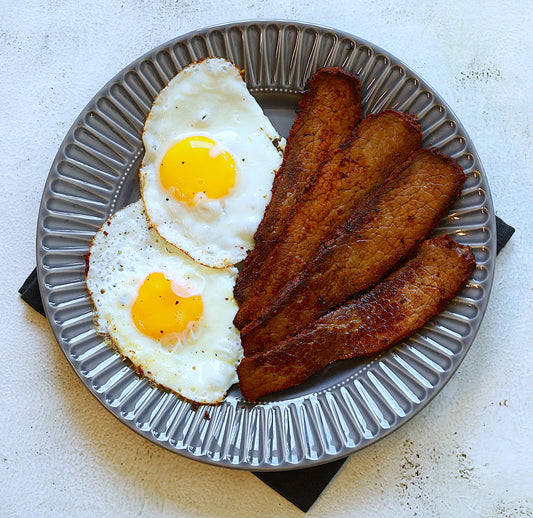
top-left (233, 67), bottom-right (363, 303)
top-left (234, 110), bottom-right (422, 330)
top-left (240, 148), bottom-right (466, 355)
top-left (238, 235), bottom-right (476, 400)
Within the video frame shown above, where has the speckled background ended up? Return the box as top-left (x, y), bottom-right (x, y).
top-left (1, 0), bottom-right (532, 516)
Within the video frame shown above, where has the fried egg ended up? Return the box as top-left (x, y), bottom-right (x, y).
top-left (139, 58), bottom-right (285, 268)
top-left (86, 200), bottom-right (242, 404)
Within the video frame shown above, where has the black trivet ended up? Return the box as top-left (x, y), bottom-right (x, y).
top-left (19, 217), bottom-right (514, 512)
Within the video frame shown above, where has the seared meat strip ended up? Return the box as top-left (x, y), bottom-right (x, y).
top-left (234, 67), bottom-right (362, 303)
top-left (238, 235), bottom-right (476, 400)
top-left (234, 110), bottom-right (422, 329)
top-left (241, 148), bottom-right (466, 355)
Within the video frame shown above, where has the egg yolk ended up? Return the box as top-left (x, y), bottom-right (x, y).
top-left (132, 272), bottom-right (203, 340)
top-left (159, 136), bottom-right (236, 203)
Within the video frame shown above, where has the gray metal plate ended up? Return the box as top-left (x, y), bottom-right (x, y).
top-left (36, 20), bottom-right (495, 470)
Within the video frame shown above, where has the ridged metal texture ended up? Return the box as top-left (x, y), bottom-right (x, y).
top-left (36, 21), bottom-right (495, 470)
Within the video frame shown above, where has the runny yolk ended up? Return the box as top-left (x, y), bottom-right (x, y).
top-left (131, 272), bottom-right (203, 340)
top-left (159, 136), bottom-right (236, 203)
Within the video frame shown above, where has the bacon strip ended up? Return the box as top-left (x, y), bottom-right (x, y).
top-left (234, 67), bottom-right (362, 303)
top-left (240, 148), bottom-right (466, 355)
top-left (238, 235), bottom-right (476, 400)
top-left (234, 110), bottom-right (422, 329)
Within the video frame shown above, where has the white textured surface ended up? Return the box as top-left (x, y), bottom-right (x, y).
top-left (1, 1), bottom-right (532, 516)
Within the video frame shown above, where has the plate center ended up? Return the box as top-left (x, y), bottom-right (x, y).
top-left (251, 90), bottom-right (301, 138)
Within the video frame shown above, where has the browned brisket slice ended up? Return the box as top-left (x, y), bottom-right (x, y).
top-left (234, 67), bottom-right (362, 303)
top-left (241, 148), bottom-right (466, 355)
top-left (238, 235), bottom-right (476, 400)
top-left (234, 110), bottom-right (422, 329)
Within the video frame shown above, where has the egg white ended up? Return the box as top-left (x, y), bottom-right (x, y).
top-left (86, 200), bottom-right (243, 404)
top-left (139, 58), bottom-right (285, 268)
